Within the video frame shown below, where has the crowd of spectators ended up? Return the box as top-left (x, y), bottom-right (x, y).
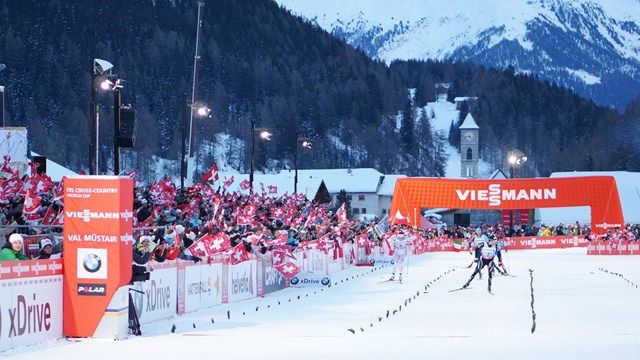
top-left (1, 164), bottom-right (638, 263)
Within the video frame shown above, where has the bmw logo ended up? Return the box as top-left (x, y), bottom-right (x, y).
top-left (83, 253), bottom-right (102, 273)
top-left (321, 277), bottom-right (330, 286)
top-left (290, 277), bottom-right (299, 285)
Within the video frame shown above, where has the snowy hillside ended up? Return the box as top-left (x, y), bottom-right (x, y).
top-left (277, 0), bottom-right (640, 109)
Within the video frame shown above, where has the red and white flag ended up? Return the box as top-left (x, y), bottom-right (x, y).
top-left (240, 179), bottom-right (251, 190)
top-left (224, 243), bottom-right (250, 265)
top-left (274, 261), bottom-right (300, 280)
top-left (268, 185), bottom-right (277, 194)
top-left (205, 232), bottom-right (232, 254)
top-left (223, 176), bottom-right (234, 189)
top-left (23, 189), bottom-right (41, 214)
top-left (391, 209), bottom-right (410, 225)
top-left (201, 162), bottom-right (219, 183)
top-left (237, 203), bottom-right (259, 226)
top-left (336, 203), bottom-right (348, 223)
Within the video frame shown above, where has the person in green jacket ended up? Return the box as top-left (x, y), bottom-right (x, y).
top-left (0, 233), bottom-right (30, 261)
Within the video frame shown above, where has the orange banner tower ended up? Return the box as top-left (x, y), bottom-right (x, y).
top-left (63, 176), bottom-right (134, 337)
top-left (389, 176), bottom-right (623, 235)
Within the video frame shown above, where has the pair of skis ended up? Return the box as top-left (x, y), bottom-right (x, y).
top-left (448, 286), bottom-right (494, 295)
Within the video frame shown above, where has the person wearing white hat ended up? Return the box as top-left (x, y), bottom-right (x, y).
top-left (37, 238), bottom-right (54, 259)
top-left (0, 233), bottom-right (29, 261)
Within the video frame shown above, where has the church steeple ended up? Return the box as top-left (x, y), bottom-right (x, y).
top-left (460, 113), bottom-right (479, 178)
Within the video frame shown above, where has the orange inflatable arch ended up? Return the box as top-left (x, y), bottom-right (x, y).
top-left (389, 176), bottom-right (624, 235)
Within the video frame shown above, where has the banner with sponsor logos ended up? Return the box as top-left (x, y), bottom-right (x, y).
top-left (390, 177), bottom-right (624, 235)
top-left (227, 260), bottom-right (257, 302)
top-left (183, 262), bottom-right (223, 313)
top-left (257, 258), bottom-right (287, 296)
top-left (130, 262), bottom-right (177, 324)
top-left (587, 241), bottom-right (640, 255)
top-left (290, 249), bottom-right (331, 287)
top-left (63, 176), bottom-right (133, 337)
top-left (0, 259), bottom-right (63, 352)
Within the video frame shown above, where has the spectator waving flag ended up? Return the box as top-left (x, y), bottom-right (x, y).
top-left (224, 243), bottom-right (250, 265)
top-left (240, 179), bottom-right (251, 190)
top-left (336, 203), bottom-right (348, 223)
top-left (223, 175), bottom-right (234, 189)
top-left (268, 185), bottom-right (277, 194)
top-left (274, 261), bottom-right (300, 280)
top-left (23, 189), bottom-right (41, 214)
top-left (201, 162), bottom-right (219, 183)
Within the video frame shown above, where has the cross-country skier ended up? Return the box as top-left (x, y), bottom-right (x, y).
top-left (468, 229), bottom-right (489, 278)
top-left (388, 228), bottom-right (413, 283)
top-left (462, 236), bottom-right (498, 293)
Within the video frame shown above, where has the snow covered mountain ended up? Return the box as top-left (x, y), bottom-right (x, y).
top-left (276, 0), bottom-right (640, 109)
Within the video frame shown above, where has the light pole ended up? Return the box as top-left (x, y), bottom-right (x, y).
top-left (90, 58), bottom-right (114, 175)
top-left (0, 63), bottom-right (5, 127)
top-left (180, 94), bottom-right (210, 190)
top-left (249, 119), bottom-right (271, 194)
top-left (294, 138), bottom-right (312, 194)
top-left (507, 150), bottom-right (528, 230)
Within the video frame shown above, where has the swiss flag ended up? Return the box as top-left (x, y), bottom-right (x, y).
top-left (201, 232), bottom-right (232, 255)
top-left (187, 239), bottom-right (208, 258)
top-left (274, 261), bottom-right (300, 280)
top-left (391, 209), bottom-right (410, 225)
top-left (271, 247), bottom-right (296, 266)
top-left (336, 203), bottom-right (348, 223)
top-left (268, 185), bottom-right (277, 194)
top-left (223, 176), bottom-right (234, 189)
top-left (225, 243), bottom-right (250, 265)
top-left (23, 189), bottom-right (41, 214)
top-left (240, 179), bottom-right (251, 190)
top-left (201, 162), bottom-right (219, 183)
top-left (237, 203), bottom-right (258, 226)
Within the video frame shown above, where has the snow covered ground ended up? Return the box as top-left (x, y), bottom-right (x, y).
top-left (6, 248), bottom-right (640, 359)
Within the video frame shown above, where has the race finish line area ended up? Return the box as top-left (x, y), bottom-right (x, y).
top-left (7, 248), bottom-right (639, 360)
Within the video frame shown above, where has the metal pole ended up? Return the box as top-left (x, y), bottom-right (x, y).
top-left (250, 118), bottom-right (255, 195)
top-left (187, 0), bottom-right (204, 159)
top-left (0, 85), bottom-right (5, 127)
top-left (294, 140), bottom-right (298, 194)
top-left (113, 86), bottom-right (121, 175)
top-left (90, 61), bottom-right (97, 175)
top-left (180, 94), bottom-right (187, 190)
top-left (509, 165), bottom-right (514, 230)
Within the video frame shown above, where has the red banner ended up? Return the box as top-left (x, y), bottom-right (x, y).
top-left (390, 177), bottom-right (624, 235)
top-left (587, 240), bottom-right (640, 255)
top-left (63, 176), bottom-right (133, 337)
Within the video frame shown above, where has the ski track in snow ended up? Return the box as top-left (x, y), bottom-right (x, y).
top-left (5, 248), bottom-right (640, 360)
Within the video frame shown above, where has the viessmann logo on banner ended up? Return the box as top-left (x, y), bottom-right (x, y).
top-left (389, 177), bottom-right (624, 235)
top-left (455, 184), bottom-right (557, 206)
top-left (65, 209), bottom-right (133, 223)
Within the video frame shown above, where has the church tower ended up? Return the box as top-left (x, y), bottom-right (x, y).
top-left (459, 113), bottom-right (479, 178)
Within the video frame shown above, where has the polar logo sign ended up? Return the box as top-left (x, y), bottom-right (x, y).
top-left (82, 253), bottom-right (102, 273)
top-left (231, 271), bottom-right (254, 295)
top-left (145, 279), bottom-right (171, 312)
top-left (77, 283), bottom-right (106, 296)
top-left (3, 294), bottom-right (51, 338)
top-left (456, 184), bottom-right (557, 207)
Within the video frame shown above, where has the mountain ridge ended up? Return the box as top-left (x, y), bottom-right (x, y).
top-left (277, 0), bottom-right (640, 109)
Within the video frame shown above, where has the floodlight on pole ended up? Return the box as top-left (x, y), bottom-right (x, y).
top-left (507, 149), bottom-right (528, 230)
top-left (90, 58), bottom-right (115, 175)
top-left (294, 137), bottom-right (313, 194)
